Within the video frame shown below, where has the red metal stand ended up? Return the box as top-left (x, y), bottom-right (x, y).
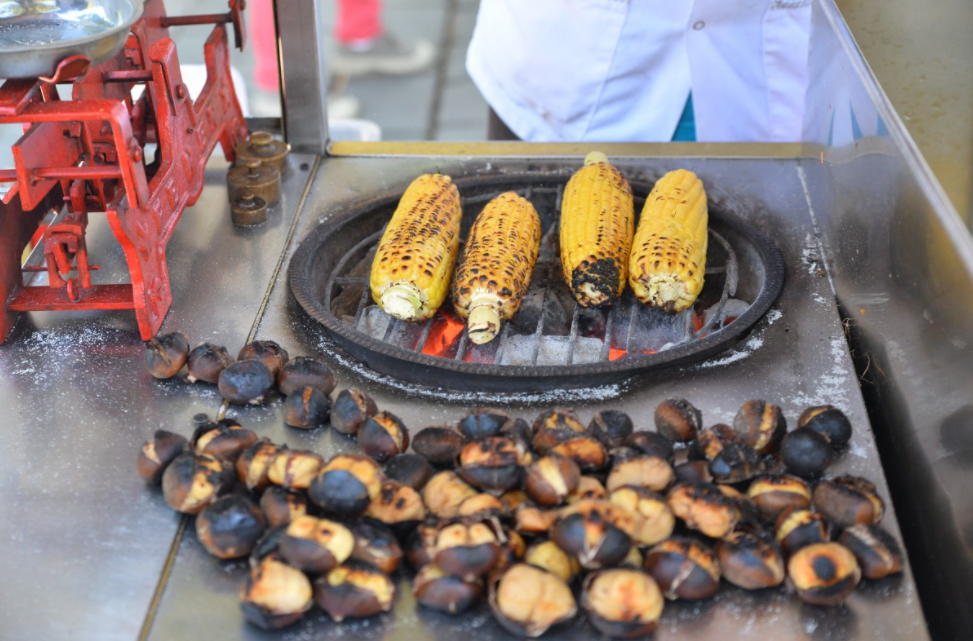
top-left (0, 0), bottom-right (248, 342)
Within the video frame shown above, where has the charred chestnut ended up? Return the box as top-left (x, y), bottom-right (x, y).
top-left (582, 569), bottom-right (664, 638)
top-left (196, 495), bottom-right (267, 559)
top-left (193, 422), bottom-right (259, 462)
top-left (489, 564), bottom-right (577, 637)
top-left (331, 387), bottom-right (378, 435)
top-left (383, 453), bottom-right (433, 490)
top-left (644, 537), bottom-right (721, 600)
top-left (775, 507), bottom-right (829, 555)
top-left (350, 519), bottom-right (403, 574)
top-left (249, 524), bottom-right (287, 567)
top-left (532, 408), bottom-right (587, 435)
top-left (278, 515), bottom-right (354, 573)
top-left (457, 493), bottom-right (506, 518)
top-left (838, 524), bottom-right (903, 579)
top-left (366, 480), bottom-right (427, 533)
top-left (568, 475), bottom-right (608, 503)
top-left (413, 426), bottom-right (465, 467)
top-left (457, 436), bottom-right (530, 494)
top-left (666, 482), bottom-right (739, 538)
top-left (716, 484), bottom-right (761, 526)
top-left (549, 434), bottom-right (608, 473)
top-left (404, 519), bottom-right (440, 570)
top-left (237, 340), bottom-right (289, 378)
top-left (414, 563), bottom-right (483, 614)
top-left (673, 460), bottom-right (714, 484)
top-left (162, 452), bottom-right (234, 514)
top-left (799, 405), bottom-right (853, 449)
top-left (787, 542), bottom-right (861, 605)
top-left (358, 411), bottom-right (410, 463)
top-left (606, 456), bottom-right (674, 493)
top-left (747, 475), bottom-right (811, 523)
top-left (689, 423), bottom-right (740, 462)
top-left (218, 359), bottom-right (275, 405)
top-left (267, 449), bottom-right (324, 490)
top-left (313, 560), bottom-right (395, 621)
top-left (780, 427), bottom-right (833, 478)
top-left (609, 486), bottom-right (675, 546)
top-left (137, 430), bottom-right (189, 484)
top-left (514, 504), bottom-right (560, 535)
top-left (186, 343), bottom-right (234, 384)
top-left (282, 386), bottom-right (331, 429)
top-left (708, 441), bottom-right (765, 484)
top-left (236, 439), bottom-right (281, 492)
top-left (433, 517), bottom-right (503, 580)
top-left (716, 530), bottom-right (786, 590)
top-left (308, 454), bottom-right (382, 517)
top-left (259, 487), bottom-right (308, 527)
top-left (733, 399), bottom-right (787, 455)
top-left (623, 431), bottom-right (675, 463)
top-left (145, 332), bottom-right (190, 379)
top-left (609, 446), bottom-right (642, 467)
top-left (525, 454), bottom-right (581, 506)
top-left (277, 357), bottom-right (335, 396)
top-left (524, 539), bottom-right (579, 582)
top-left (654, 398), bottom-right (702, 443)
top-left (497, 527), bottom-right (527, 570)
top-left (500, 417), bottom-right (532, 443)
top-left (241, 556), bottom-right (313, 630)
top-left (813, 475), bottom-right (885, 528)
top-left (422, 471), bottom-right (478, 519)
top-left (458, 408), bottom-right (514, 440)
top-left (589, 410), bottom-right (634, 448)
top-left (552, 500), bottom-right (633, 569)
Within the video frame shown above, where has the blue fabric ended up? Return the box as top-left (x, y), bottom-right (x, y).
top-left (671, 93), bottom-right (696, 141)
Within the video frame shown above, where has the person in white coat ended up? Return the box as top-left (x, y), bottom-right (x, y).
top-left (466, 0), bottom-right (813, 143)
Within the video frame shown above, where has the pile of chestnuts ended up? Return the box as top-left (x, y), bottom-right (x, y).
top-left (137, 394), bottom-right (905, 638)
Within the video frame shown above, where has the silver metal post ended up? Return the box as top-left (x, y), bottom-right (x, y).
top-left (273, 0), bottom-right (329, 154)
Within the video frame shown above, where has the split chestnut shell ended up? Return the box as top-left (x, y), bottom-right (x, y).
top-left (666, 482), bottom-right (739, 539)
top-left (813, 475), bottom-right (885, 529)
top-left (331, 387), bottom-right (378, 435)
top-left (145, 332), bottom-right (190, 379)
top-left (162, 452), bottom-right (234, 514)
top-left (237, 340), bottom-right (290, 378)
top-left (432, 517), bottom-right (503, 580)
top-left (488, 564), bottom-right (577, 638)
top-left (358, 411), bottom-right (410, 463)
top-left (196, 495), bottom-right (267, 559)
top-left (644, 537), bottom-right (721, 601)
top-left (186, 343), bottom-right (234, 384)
top-left (787, 542), bottom-right (861, 605)
top-left (308, 454), bottom-right (383, 517)
top-left (313, 560), bottom-right (395, 621)
top-left (716, 530), bottom-right (786, 590)
top-left (413, 563), bottom-right (483, 614)
top-left (278, 515), bottom-right (355, 574)
top-left (581, 569), bottom-right (664, 639)
top-left (240, 557), bottom-right (313, 630)
top-left (551, 500), bottom-right (633, 570)
top-left (277, 357), bottom-right (336, 396)
top-left (654, 398), bottom-right (702, 443)
top-left (137, 430), bottom-right (189, 484)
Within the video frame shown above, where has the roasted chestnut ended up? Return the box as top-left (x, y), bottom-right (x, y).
top-left (589, 410), bottom-right (634, 448)
top-left (524, 539), bottom-right (579, 582)
top-left (162, 452), bottom-right (234, 514)
top-left (237, 339), bottom-right (289, 378)
top-left (532, 408), bottom-right (587, 435)
top-left (278, 515), bottom-right (354, 573)
top-left (145, 331), bottom-right (190, 379)
top-left (666, 482), bottom-right (739, 538)
top-left (404, 518), bottom-right (440, 570)
top-left (716, 484), bottom-right (761, 524)
top-left (331, 387), bottom-right (378, 435)
top-left (313, 560), bottom-right (395, 621)
top-left (798, 405), bottom-right (853, 449)
top-left (358, 411), bottom-right (410, 463)
top-left (813, 475), bottom-right (885, 528)
top-left (277, 357), bottom-right (335, 396)
top-left (608, 486), bottom-right (675, 546)
top-left (549, 434), bottom-right (608, 472)
top-left (644, 537), bottom-right (721, 600)
top-left (673, 460), bottom-right (714, 484)
top-left (422, 471), bottom-right (478, 519)
top-left (236, 439), bottom-right (281, 492)
top-left (414, 563), bottom-right (483, 614)
top-left (457, 436), bottom-right (530, 494)
top-left (458, 408), bottom-right (514, 440)
top-left (654, 398), bottom-right (702, 443)
top-left (689, 423), bottom-right (740, 462)
top-left (497, 527), bottom-right (527, 570)
top-left (606, 456), bottom-right (674, 493)
top-left (708, 441), bottom-right (764, 484)
top-left (780, 427), bottom-right (833, 478)
top-left (196, 495), bottom-right (267, 559)
top-left (525, 454), bottom-right (581, 506)
top-left (249, 524), bottom-right (287, 567)
top-left (412, 426), bottom-right (466, 467)
top-left (457, 493), bottom-right (505, 518)
top-left (552, 500), bottom-right (633, 569)
top-left (489, 564), bottom-right (577, 637)
top-left (308, 454), bottom-right (382, 517)
top-left (715, 530), bottom-right (786, 590)
top-left (350, 519), bottom-right (403, 574)
top-left (775, 507), bottom-right (829, 555)
top-left (747, 474), bottom-right (812, 523)
top-left (366, 480), bottom-right (427, 533)
top-left (240, 556), bottom-right (313, 630)
top-left (623, 431), bottom-right (675, 463)
top-left (282, 386), bottom-right (331, 429)
top-left (787, 542), bottom-right (861, 605)
top-left (609, 446), bottom-right (642, 467)
top-left (581, 569), bottom-right (664, 638)
top-left (137, 430), bottom-right (189, 484)
top-left (433, 517), bottom-right (503, 580)
top-left (733, 399), bottom-right (787, 455)
top-left (568, 475), bottom-right (608, 503)
top-left (383, 453), bottom-right (433, 490)
top-left (186, 343), bottom-right (234, 384)
top-left (218, 359), bottom-right (275, 405)
top-left (267, 449), bottom-right (324, 490)
top-left (837, 524), bottom-right (903, 579)
top-left (193, 421), bottom-right (259, 462)
top-left (500, 417), bottom-right (533, 443)
top-left (514, 504), bottom-right (560, 535)
top-left (501, 489), bottom-right (530, 513)
top-left (259, 486), bottom-right (308, 527)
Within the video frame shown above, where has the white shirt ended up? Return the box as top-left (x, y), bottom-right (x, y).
top-left (466, 0), bottom-right (812, 143)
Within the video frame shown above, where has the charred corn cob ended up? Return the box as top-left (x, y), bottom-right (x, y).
top-left (629, 169), bottom-right (708, 313)
top-left (452, 192), bottom-right (541, 344)
top-left (370, 174), bottom-right (462, 321)
top-left (560, 152), bottom-right (635, 307)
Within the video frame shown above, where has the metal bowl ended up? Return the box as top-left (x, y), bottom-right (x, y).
top-left (0, 0), bottom-right (144, 79)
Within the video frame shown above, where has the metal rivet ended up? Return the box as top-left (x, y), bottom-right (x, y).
top-left (693, 21), bottom-right (705, 30)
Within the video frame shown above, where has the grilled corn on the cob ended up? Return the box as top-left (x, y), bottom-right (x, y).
top-left (560, 152), bottom-right (635, 307)
top-left (370, 174), bottom-right (462, 321)
top-left (452, 192), bottom-right (541, 344)
top-left (629, 169), bottom-right (708, 313)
